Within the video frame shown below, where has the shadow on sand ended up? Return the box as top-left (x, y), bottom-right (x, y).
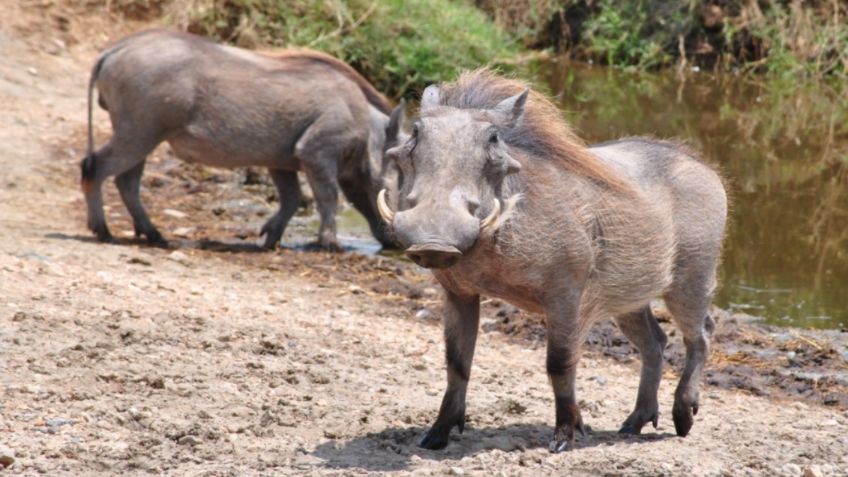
top-left (311, 423), bottom-right (676, 472)
top-left (44, 232), bottom-right (376, 255)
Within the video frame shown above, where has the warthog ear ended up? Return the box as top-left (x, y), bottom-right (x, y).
top-left (492, 88), bottom-right (529, 127)
top-left (420, 85), bottom-right (441, 112)
top-left (385, 99), bottom-right (405, 147)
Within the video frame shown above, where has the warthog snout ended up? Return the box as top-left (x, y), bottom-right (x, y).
top-left (405, 243), bottom-right (462, 269)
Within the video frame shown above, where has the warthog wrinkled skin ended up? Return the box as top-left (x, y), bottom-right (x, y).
top-left (378, 70), bottom-right (727, 452)
top-left (81, 29), bottom-right (405, 250)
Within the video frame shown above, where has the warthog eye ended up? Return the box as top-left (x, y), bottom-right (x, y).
top-left (489, 132), bottom-right (499, 144)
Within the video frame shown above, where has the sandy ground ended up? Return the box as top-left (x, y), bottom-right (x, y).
top-left (1, 4), bottom-right (848, 476)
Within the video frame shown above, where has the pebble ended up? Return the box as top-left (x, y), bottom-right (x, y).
top-left (173, 227), bottom-right (195, 238)
top-left (0, 445), bottom-right (14, 469)
top-left (782, 463), bottom-right (801, 476)
top-left (27, 67), bottom-right (37, 76)
top-left (163, 208), bottom-right (188, 219)
top-left (167, 251), bottom-right (190, 265)
top-left (415, 309), bottom-right (434, 320)
top-left (177, 435), bottom-right (200, 446)
top-left (46, 417), bottom-right (74, 428)
top-left (803, 466), bottom-right (822, 477)
top-left (449, 466), bottom-right (465, 476)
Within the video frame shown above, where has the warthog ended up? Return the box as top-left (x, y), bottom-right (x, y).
top-left (377, 70), bottom-right (727, 452)
top-left (81, 29), bottom-right (404, 250)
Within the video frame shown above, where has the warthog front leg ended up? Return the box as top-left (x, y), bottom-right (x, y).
top-left (114, 160), bottom-right (165, 247)
top-left (545, 290), bottom-right (586, 453)
top-left (260, 169), bottom-right (301, 249)
top-left (419, 291), bottom-right (480, 450)
top-left (615, 306), bottom-right (668, 435)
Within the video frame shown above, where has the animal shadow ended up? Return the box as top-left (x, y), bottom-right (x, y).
top-left (45, 232), bottom-right (373, 254)
top-left (311, 423), bottom-right (675, 472)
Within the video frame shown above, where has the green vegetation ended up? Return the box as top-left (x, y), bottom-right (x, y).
top-left (174, 0), bottom-right (518, 99)
top-left (479, 0), bottom-right (848, 81)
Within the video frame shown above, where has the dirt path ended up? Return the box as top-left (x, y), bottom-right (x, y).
top-left (1, 7), bottom-right (847, 476)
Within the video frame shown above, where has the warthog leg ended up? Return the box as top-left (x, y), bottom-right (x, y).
top-left (82, 131), bottom-right (160, 244)
top-left (295, 116), bottom-right (364, 252)
top-left (260, 169), bottom-right (301, 249)
top-left (615, 306), bottom-right (668, 435)
top-left (115, 160), bottom-right (165, 247)
top-left (664, 268), bottom-right (717, 437)
top-left (419, 291), bottom-right (480, 450)
top-left (546, 292), bottom-right (586, 453)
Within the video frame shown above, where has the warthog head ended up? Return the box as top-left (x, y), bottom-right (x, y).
top-left (377, 86), bottom-right (526, 268)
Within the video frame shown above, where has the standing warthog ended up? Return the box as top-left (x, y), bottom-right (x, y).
top-left (81, 29), bottom-right (404, 250)
top-left (377, 70), bottom-right (727, 452)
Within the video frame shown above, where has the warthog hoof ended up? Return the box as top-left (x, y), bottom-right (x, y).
top-left (549, 418), bottom-right (585, 453)
top-left (135, 227), bottom-right (168, 248)
top-left (672, 397), bottom-right (699, 437)
top-left (618, 407), bottom-right (659, 435)
top-left (419, 413), bottom-right (465, 450)
top-left (91, 224), bottom-right (116, 244)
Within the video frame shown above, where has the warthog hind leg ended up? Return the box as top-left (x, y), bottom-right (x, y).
top-left (664, 267), bottom-right (717, 437)
top-left (81, 126), bottom-right (161, 245)
top-left (260, 169), bottom-right (301, 249)
top-left (615, 306), bottom-right (668, 435)
top-left (114, 160), bottom-right (166, 247)
top-left (419, 291), bottom-right (480, 450)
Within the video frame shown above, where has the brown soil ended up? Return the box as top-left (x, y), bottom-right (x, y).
top-left (1, 5), bottom-right (847, 476)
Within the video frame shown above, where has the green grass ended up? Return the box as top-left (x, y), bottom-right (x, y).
top-left (178, 0), bottom-right (518, 99)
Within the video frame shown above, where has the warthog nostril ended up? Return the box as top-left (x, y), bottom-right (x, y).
top-left (405, 244), bottom-right (462, 269)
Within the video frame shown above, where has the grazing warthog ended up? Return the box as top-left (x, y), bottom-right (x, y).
top-left (377, 70), bottom-right (727, 452)
top-left (81, 29), bottom-right (404, 250)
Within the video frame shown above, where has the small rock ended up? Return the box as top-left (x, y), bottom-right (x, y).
top-left (782, 463), bottom-right (801, 476)
top-left (46, 417), bottom-right (74, 428)
top-left (415, 309), bottom-right (434, 320)
top-left (128, 257), bottom-right (151, 266)
top-left (348, 285), bottom-right (364, 295)
top-left (163, 208), bottom-right (188, 219)
top-left (27, 67), bottom-right (37, 76)
top-left (173, 227), bottom-right (194, 238)
top-left (46, 38), bottom-right (66, 55)
top-left (167, 251), bottom-right (190, 265)
top-left (0, 445), bottom-right (14, 469)
top-left (804, 466), bottom-right (823, 477)
top-left (590, 375), bottom-right (608, 386)
top-left (177, 435), bottom-right (200, 446)
top-left (449, 467), bottom-right (465, 476)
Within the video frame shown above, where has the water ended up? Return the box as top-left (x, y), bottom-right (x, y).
top-left (538, 61), bottom-right (848, 329)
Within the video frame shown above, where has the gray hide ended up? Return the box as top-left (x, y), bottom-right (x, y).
top-left (81, 29), bottom-right (404, 250)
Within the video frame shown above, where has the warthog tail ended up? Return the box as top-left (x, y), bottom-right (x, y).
top-left (81, 49), bottom-right (114, 182)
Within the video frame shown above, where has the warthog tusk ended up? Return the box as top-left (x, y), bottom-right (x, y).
top-left (480, 194), bottom-right (522, 236)
top-left (479, 198), bottom-right (501, 235)
top-left (377, 189), bottom-right (394, 224)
